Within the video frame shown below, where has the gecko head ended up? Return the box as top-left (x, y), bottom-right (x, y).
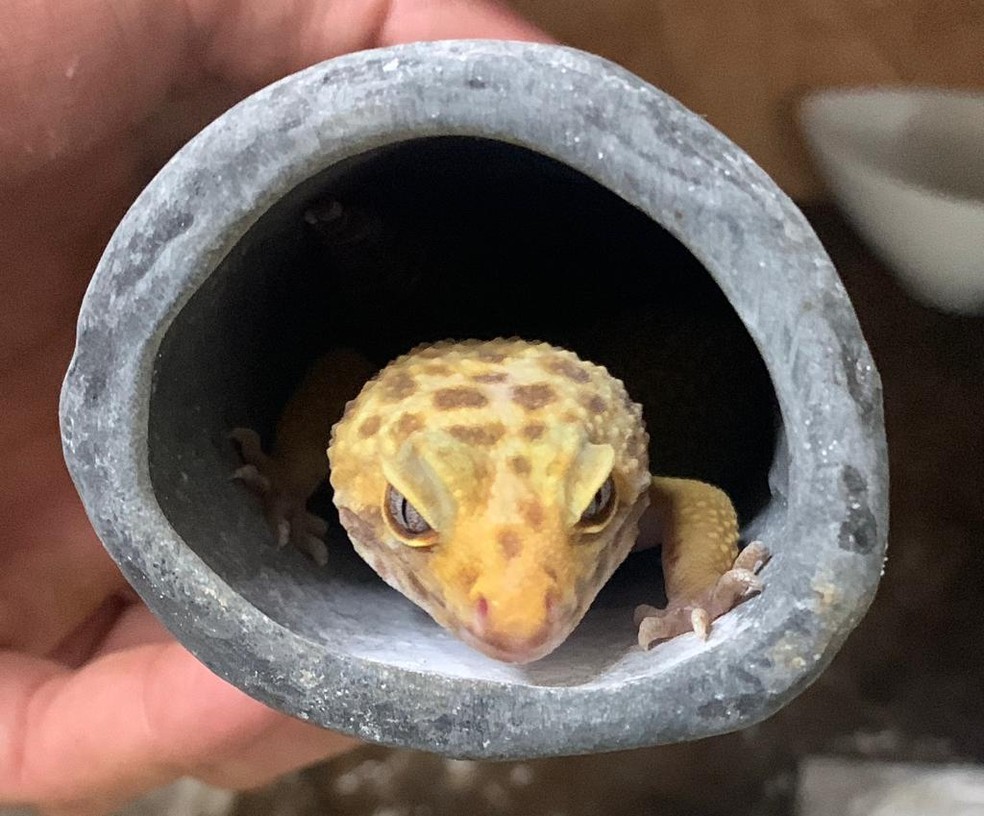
top-left (366, 424), bottom-right (650, 664)
top-left (327, 340), bottom-right (652, 664)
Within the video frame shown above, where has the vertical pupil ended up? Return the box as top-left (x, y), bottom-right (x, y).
top-left (396, 493), bottom-right (428, 533)
top-left (594, 483), bottom-right (606, 511)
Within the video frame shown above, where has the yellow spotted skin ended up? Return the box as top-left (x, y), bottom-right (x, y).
top-left (234, 338), bottom-right (768, 664)
top-left (328, 340), bottom-right (652, 663)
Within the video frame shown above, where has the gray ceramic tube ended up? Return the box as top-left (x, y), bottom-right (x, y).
top-left (60, 41), bottom-right (888, 759)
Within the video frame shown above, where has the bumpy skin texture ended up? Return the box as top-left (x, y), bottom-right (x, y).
top-left (328, 340), bottom-right (652, 662)
top-left (234, 339), bottom-right (767, 664)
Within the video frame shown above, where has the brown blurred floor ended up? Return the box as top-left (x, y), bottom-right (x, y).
top-left (232, 206), bottom-right (984, 816)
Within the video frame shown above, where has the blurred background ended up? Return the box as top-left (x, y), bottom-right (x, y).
top-left (13, 2), bottom-right (981, 814)
top-left (513, 0), bottom-right (984, 202)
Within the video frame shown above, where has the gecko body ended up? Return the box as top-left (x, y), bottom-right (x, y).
top-left (233, 339), bottom-right (767, 664)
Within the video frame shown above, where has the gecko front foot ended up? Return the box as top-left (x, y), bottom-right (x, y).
top-left (634, 541), bottom-right (771, 649)
top-left (229, 428), bottom-right (329, 565)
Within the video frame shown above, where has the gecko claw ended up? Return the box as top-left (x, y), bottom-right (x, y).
top-left (275, 518), bottom-right (291, 549)
top-left (691, 608), bottom-right (710, 640)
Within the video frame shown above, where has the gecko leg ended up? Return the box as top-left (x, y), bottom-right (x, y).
top-left (635, 477), bottom-right (770, 649)
top-left (229, 427), bottom-right (330, 565)
top-left (229, 350), bottom-right (376, 567)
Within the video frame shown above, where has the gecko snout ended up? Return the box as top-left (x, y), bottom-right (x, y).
top-left (463, 573), bottom-right (573, 663)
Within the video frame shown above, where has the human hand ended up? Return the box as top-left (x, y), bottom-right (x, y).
top-left (0, 2), bottom-right (547, 813)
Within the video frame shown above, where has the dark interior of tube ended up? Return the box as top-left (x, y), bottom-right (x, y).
top-left (149, 136), bottom-right (781, 653)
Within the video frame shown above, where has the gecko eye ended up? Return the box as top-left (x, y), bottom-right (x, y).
top-left (577, 476), bottom-right (617, 532)
top-left (384, 484), bottom-right (434, 543)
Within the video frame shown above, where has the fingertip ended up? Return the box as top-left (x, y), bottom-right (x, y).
top-left (142, 641), bottom-right (284, 749)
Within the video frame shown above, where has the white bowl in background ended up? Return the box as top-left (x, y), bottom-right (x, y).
top-left (800, 88), bottom-right (984, 314)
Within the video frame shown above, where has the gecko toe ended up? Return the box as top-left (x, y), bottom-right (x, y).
top-left (734, 541), bottom-right (770, 573)
top-left (633, 604), bottom-right (663, 628)
top-left (299, 536), bottom-right (329, 566)
top-left (303, 512), bottom-right (329, 537)
top-left (275, 518), bottom-right (291, 549)
top-left (229, 427), bottom-right (269, 465)
top-left (231, 464), bottom-right (271, 493)
top-left (636, 604), bottom-right (699, 649)
top-left (710, 567), bottom-right (763, 613)
top-left (691, 608), bottom-right (710, 640)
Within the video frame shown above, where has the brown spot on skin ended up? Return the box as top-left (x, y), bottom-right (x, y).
top-left (581, 393), bottom-right (607, 415)
top-left (358, 415), bottom-right (381, 438)
top-left (545, 357), bottom-right (591, 383)
top-left (421, 363), bottom-right (453, 376)
top-left (434, 387), bottom-right (488, 410)
top-left (457, 564), bottom-right (480, 592)
top-left (498, 530), bottom-right (522, 559)
top-left (381, 371), bottom-right (417, 401)
top-left (522, 423), bottom-right (545, 440)
top-left (471, 372), bottom-right (508, 383)
top-left (520, 498), bottom-right (545, 530)
top-left (392, 413), bottom-right (424, 441)
top-left (477, 350), bottom-right (506, 363)
top-left (449, 424), bottom-right (505, 446)
top-left (512, 383), bottom-right (556, 411)
top-left (510, 456), bottom-right (531, 475)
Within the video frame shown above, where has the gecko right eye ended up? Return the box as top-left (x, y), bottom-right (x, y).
top-left (384, 484), bottom-right (435, 544)
top-left (577, 475), bottom-right (618, 533)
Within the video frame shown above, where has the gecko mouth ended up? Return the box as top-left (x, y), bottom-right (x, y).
top-left (457, 611), bottom-right (574, 664)
top-left (458, 626), bottom-right (562, 664)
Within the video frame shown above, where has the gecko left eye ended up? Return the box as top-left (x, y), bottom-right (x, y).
top-left (577, 476), bottom-right (617, 531)
top-left (384, 484), bottom-right (435, 544)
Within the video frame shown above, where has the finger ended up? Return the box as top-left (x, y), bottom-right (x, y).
top-left (377, 0), bottom-right (551, 48)
top-left (87, 600), bottom-right (174, 658)
top-left (194, 0), bottom-right (553, 87)
top-left (0, 432), bottom-right (126, 655)
top-left (2, 0), bottom-right (551, 180)
top-left (0, 619), bottom-right (354, 812)
top-left (195, 710), bottom-right (361, 791)
top-left (45, 593), bottom-right (133, 669)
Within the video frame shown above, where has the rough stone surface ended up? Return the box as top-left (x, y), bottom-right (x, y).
top-left (59, 41), bottom-right (888, 759)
